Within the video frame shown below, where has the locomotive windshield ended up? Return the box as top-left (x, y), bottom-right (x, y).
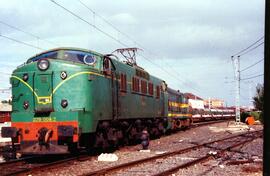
top-left (27, 51), bottom-right (58, 63)
top-left (62, 50), bottom-right (96, 65)
top-left (27, 49), bottom-right (97, 66)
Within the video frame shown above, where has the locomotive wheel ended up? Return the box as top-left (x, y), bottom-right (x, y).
top-left (107, 127), bottom-right (119, 148)
top-left (150, 127), bottom-right (160, 139)
top-left (158, 122), bottom-right (165, 135)
top-left (122, 129), bottom-right (130, 145)
top-left (150, 119), bottom-right (164, 138)
top-left (116, 129), bottom-right (125, 146)
top-left (94, 132), bottom-right (109, 149)
top-left (128, 127), bottom-right (138, 144)
top-left (120, 121), bottom-right (130, 145)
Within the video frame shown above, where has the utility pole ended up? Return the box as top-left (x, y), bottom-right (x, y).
top-left (231, 56), bottom-right (241, 123)
top-left (247, 81), bottom-right (252, 110)
top-left (236, 56), bottom-right (241, 123)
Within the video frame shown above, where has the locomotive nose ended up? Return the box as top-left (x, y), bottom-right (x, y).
top-left (37, 127), bottom-right (53, 147)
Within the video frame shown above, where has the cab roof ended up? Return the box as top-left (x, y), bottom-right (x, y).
top-left (27, 47), bottom-right (104, 61)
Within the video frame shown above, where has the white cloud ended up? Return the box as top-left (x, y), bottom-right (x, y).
top-left (0, 0), bottom-right (264, 105)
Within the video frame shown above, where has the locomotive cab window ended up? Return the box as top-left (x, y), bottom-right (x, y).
top-left (27, 50), bottom-right (98, 66)
top-left (27, 51), bottom-right (58, 63)
top-left (63, 50), bottom-right (97, 65)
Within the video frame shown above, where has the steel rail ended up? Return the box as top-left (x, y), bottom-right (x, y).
top-left (153, 133), bottom-right (262, 176)
top-left (82, 130), bottom-right (262, 176)
top-left (0, 119), bottom-right (233, 175)
top-left (191, 119), bottom-right (231, 127)
top-left (1, 154), bottom-right (91, 176)
top-left (0, 155), bottom-right (40, 167)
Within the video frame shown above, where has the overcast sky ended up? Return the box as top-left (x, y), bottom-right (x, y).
top-left (0, 0), bottom-right (265, 106)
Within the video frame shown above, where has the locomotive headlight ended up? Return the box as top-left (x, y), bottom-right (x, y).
top-left (61, 99), bottom-right (68, 108)
top-left (23, 101), bottom-right (29, 109)
top-left (37, 59), bottom-right (50, 71)
top-left (23, 73), bottom-right (29, 81)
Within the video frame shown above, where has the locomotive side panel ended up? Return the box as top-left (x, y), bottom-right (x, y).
top-left (108, 60), bottom-right (167, 120)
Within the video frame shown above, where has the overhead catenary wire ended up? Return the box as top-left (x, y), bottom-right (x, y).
top-left (242, 71), bottom-right (263, 78)
top-left (77, 0), bottom-right (201, 93)
top-left (231, 36), bottom-right (264, 57)
top-left (238, 41), bottom-right (264, 57)
top-left (77, 0), bottom-right (138, 46)
top-left (50, 0), bottom-right (128, 48)
top-left (77, 0), bottom-right (168, 65)
top-left (51, 0), bottom-right (201, 93)
top-left (77, 0), bottom-right (188, 79)
top-left (139, 54), bottom-right (200, 93)
top-left (0, 20), bottom-right (58, 47)
top-left (240, 58), bottom-right (264, 72)
top-left (0, 34), bottom-right (45, 50)
top-left (77, 0), bottom-right (163, 58)
top-left (230, 36), bottom-right (264, 116)
top-left (241, 74), bottom-right (264, 81)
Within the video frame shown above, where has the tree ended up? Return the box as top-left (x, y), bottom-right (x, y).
top-left (253, 84), bottom-right (263, 111)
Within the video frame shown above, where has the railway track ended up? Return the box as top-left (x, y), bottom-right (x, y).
top-left (0, 156), bottom-right (43, 176)
top-left (0, 154), bottom-right (91, 176)
top-left (81, 129), bottom-right (262, 176)
top-left (191, 118), bottom-right (231, 127)
top-left (0, 120), bottom-right (254, 176)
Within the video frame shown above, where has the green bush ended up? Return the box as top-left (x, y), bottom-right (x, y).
top-left (250, 111), bottom-right (260, 120)
top-left (240, 112), bottom-right (249, 122)
top-left (241, 111), bottom-right (263, 124)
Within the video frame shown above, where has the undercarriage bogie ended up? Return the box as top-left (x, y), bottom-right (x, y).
top-left (171, 118), bottom-right (191, 130)
top-left (1, 117), bottom-right (171, 154)
top-left (87, 118), bottom-right (168, 149)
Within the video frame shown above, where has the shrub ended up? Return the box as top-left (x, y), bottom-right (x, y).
top-left (240, 112), bottom-right (249, 123)
top-left (250, 111), bottom-right (260, 120)
top-left (242, 111), bottom-right (263, 124)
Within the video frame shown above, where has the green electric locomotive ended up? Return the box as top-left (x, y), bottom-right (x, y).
top-left (2, 47), bottom-right (174, 154)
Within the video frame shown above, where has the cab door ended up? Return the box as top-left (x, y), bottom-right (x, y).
top-left (103, 56), bottom-right (118, 119)
top-left (33, 72), bottom-right (53, 112)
